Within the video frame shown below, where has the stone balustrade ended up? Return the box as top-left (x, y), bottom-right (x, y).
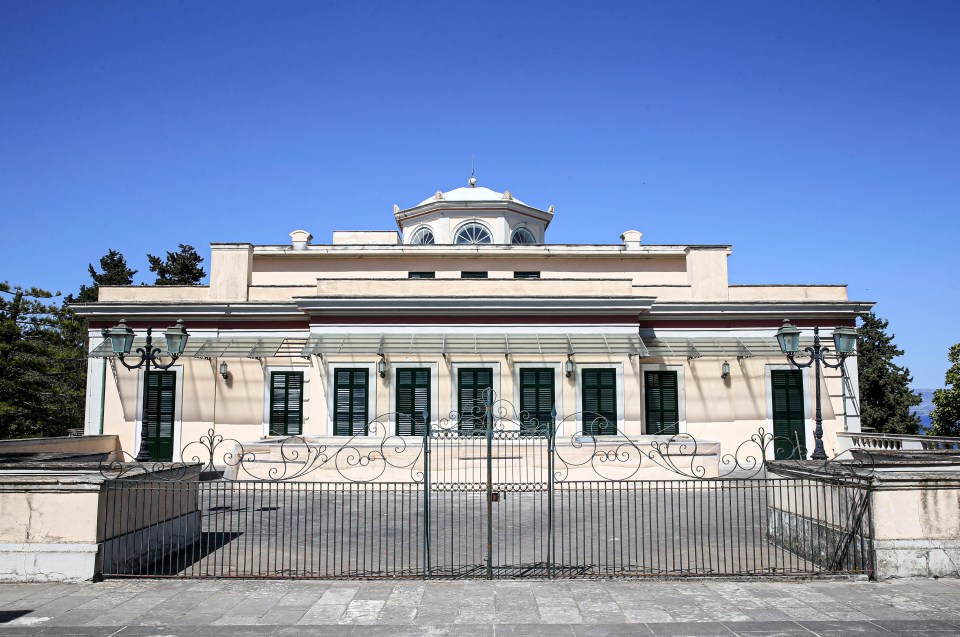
top-left (837, 431), bottom-right (960, 453)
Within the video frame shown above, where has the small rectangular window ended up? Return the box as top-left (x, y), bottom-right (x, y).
top-left (514, 271), bottom-right (540, 279)
top-left (461, 271), bottom-right (488, 279)
top-left (408, 272), bottom-right (435, 279)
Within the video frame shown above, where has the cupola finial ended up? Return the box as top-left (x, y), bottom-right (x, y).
top-left (469, 157), bottom-right (477, 187)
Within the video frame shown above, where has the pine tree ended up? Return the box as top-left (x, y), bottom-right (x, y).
top-left (856, 312), bottom-right (921, 434)
top-left (147, 244), bottom-right (206, 285)
top-left (0, 283), bottom-right (85, 438)
top-left (929, 344), bottom-right (960, 437)
top-left (73, 249), bottom-right (137, 303)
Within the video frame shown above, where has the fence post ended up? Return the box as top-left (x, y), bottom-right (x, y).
top-left (422, 407), bottom-right (430, 580)
top-left (486, 390), bottom-right (494, 580)
top-left (548, 408), bottom-right (556, 579)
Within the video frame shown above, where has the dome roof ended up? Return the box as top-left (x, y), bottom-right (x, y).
top-left (417, 186), bottom-right (527, 207)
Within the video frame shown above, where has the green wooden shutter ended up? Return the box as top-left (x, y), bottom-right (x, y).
top-left (519, 368), bottom-right (554, 434)
top-left (458, 368), bottom-right (493, 434)
top-left (771, 370), bottom-right (805, 459)
top-left (396, 368), bottom-right (430, 436)
top-left (645, 370), bottom-right (679, 435)
top-left (334, 368), bottom-right (368, 436)
top-left (145, 370), bottom-right (176, 461)
top-left (581, 369), bottom-right (617, 435)
top-left (269, 371), bottom-right (304, 436)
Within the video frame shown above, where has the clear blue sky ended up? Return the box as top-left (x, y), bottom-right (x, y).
top-left (1, 1), bottom-right (957, 387)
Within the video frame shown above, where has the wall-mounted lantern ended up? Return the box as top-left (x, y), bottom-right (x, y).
top-left (565, 355), bottom-right (574, 379)
top-left (377, 353), bottom-right (387, 378)
top-left (219, 361), bottom-right (229, 380)
top-left (721, 360), bottom-right (730, 380)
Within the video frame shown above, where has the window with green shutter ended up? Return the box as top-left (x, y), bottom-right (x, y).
top-left (396, 368), bottom-right (430, 436)
top-left (458, 368), bottom-right (493, 435)
top-left (581, 368), bottom-right (617, 435)
top-left (333, 368), bottom-right (368, 436)
top-left (645, 370), bottom-right (679, 435)
top-left (519, 368), bottom-right (554, 434)
top-left (144, 370), bottom-right (176, 461)
top-left (269, 371), bottom-right (304, 436)
top-left (771, 369), bottom-right (806, 459)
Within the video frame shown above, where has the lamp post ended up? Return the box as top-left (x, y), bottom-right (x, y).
top-left (103, 319), bottom-right (189, 462)
top-left (775, 319), bottom-right (857, 460)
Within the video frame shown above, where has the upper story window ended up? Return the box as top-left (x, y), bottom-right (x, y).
top-left (511, 227), bottom-right (536, 244)
top-left (409, 227), bottom-right (435, 245)
top-left (454, 222), bottom-right (492, 245)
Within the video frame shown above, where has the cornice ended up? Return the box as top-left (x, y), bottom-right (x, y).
top-left (294, 296), bottom-right (656, 316)
top-left (249, 244), bottom-right (721, 258)
top-left (70, 302), bottom-right (303, 320)
top-left (649, 300), bottom-right (875, 319)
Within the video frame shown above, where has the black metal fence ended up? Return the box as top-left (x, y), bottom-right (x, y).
top-left (98, 393), bottom-right (874, 579)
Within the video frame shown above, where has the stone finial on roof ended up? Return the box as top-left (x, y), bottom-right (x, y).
top-left (502, 190), bottom-right (513, 201)
top-left (620, 229), bottom-right (643, 249)
top-left (435, 190), bottom-right (444, 200)
top-left (290, 229), bottom-right (313, 250)
top-left (548, 205), bottom-right (555, 214)
top-left (393, 204), bottom-right (400, 214)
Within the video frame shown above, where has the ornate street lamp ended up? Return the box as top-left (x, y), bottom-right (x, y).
top-left (775, 319), bottom-right (857, 460)
top-left (103, 319), bottom-right (189, 461)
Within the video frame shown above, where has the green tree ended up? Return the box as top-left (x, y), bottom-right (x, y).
top-left (856, 312), bottom-right (921, 434)
top-left (73, 249), bottom-right (137, 303)
top-left (147, 244), bottom-right (206, 285)
top-left (929, 344), bottom-right (960, 437)
top-left (0, 283), bottom-right (85, 438)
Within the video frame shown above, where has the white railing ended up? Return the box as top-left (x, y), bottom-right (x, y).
top-left (837, 432), bottom-right (960, 452)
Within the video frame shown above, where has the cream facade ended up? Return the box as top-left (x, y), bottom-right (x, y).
top-left (75, 182), bottom-right (873, 467)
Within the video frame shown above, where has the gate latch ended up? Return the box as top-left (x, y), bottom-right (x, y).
top-left (491, 492), bottom-right (501, 502)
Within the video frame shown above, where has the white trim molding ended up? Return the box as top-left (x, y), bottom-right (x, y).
top-left (573, 362), bottom-right (625, 435)
top-left (385, 361), bottom-right (441, 435)
top-left (450, 362), bottom-right (502, 422)
top-left (511, 362), bottom-right (565, 435)
top-left (325, 362), bottom-right (378, 436)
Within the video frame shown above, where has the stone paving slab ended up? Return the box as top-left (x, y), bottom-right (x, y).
top-left (0, 579), bottom-right (958, 636)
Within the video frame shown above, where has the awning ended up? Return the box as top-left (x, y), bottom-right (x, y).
top-left (302, 333), bottom-right (649, 357)
top-left (90, 334), bottom-right (809, 360)
top-left (89, 336), bottom-right (308, 360)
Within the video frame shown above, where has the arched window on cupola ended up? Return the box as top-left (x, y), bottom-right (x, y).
top-left (511, 227), bottom-right (536, 244)
top-left (454, 222), bottom-right (492, 245)
top-left (409, 226), bottom-right (435, 245)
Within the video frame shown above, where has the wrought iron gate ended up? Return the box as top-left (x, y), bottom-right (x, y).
top-left (98, 391), bottom-right (875, 579)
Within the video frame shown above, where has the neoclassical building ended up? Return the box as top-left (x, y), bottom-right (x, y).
top-left (76, 179), bottom-right (872, 465)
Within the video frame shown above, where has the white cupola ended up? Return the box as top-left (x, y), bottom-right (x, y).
top-left (393, 175), bottom-right (554, 246)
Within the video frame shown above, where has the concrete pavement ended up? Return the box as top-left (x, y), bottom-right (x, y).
top-left (0, 578), bottom-right (958, 636)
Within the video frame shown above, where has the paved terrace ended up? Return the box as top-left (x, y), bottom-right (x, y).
top-left (0, 579), bottom-right (958, 636)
